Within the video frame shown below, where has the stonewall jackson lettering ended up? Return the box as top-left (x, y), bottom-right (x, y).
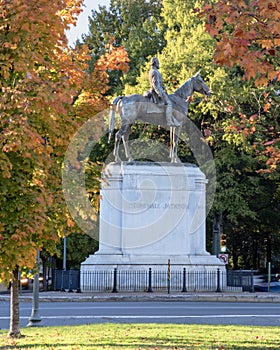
top-left (128, 202), bottom-right (189, 210)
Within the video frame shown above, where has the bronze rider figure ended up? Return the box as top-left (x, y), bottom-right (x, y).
top-left (148, 57), bottom-right (180, 127)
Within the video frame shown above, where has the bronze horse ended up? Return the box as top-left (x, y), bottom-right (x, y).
top-left (109, 73), bottom-right (212, 162)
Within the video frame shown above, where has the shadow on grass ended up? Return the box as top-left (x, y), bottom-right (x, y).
top-left (1, 324), bottom-right (278, 350)
top-left (1, 338), bottom-right (278, 350)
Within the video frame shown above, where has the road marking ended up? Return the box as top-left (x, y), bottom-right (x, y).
top-left (1, 315), bottom-right (280, 320)
top-left (17, 305), bottom-right (280, 311)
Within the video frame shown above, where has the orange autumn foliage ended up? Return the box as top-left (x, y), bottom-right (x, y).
top-left (201, 0), bottom-right (280, 86)
top-left (0, 0), bottom-right (86, 285)
top-left (75, 42), bottom-right (130, 118)
top-left (201, 0), bottom-right (280, 172)
top-left (0, 0), bottom-right (129, 281)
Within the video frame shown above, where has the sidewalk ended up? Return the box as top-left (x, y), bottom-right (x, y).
top-left (1, 290), bottom-right (280, 303)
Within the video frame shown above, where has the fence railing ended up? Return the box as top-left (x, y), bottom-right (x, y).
top-left (54, 270), bottom-right (81, 292)
top-left (227, 269), bottom-right (254, 292)
top-left (54, 269), bottom-right (254, 293)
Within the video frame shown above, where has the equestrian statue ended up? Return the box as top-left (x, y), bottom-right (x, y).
top-left (109, 58), bottom-right (212, 163)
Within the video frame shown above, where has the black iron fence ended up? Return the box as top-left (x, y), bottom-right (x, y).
top-left (227, 269), bottom-right (254, 292)
top-left (54, 270), bottom-right (81, 292)
top-left (54, 268), bottom-right (254, 293)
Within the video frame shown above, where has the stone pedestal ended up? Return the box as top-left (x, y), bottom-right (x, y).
top-left (81, 162), bottom-right (225, 291)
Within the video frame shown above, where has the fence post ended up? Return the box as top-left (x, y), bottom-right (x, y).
top-left (147, 268), bottom-right (153, 293)
top-left (216, 268), bottom-right (221, 293)
top-left (182, 268), bottom-right (187, 293)
top-left (268, 262), bottom-right (271, 293)
top-left (250, 269), bottom-right (254, 293)
top-left (112, 268), bottom-right (118, 293)
top-left (77, 270), bottom-right (81, 293)
top-left (68, 270), bottom-right (73, 292)
top-left (167, 259), bottom-right (170, 294)
top-left (61, 270), bottom-right (65, 292)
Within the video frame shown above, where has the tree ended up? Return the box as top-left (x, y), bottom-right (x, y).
top-left (201, 0), bottom-right (280, 86)
top-left (55, 232), bottom-right (98, 270)
top-left (0, 0), bottom-right (129, 337)
top-left (82, 0), bottom-right (165, 94)
top-left (73, 41), bottom-right (129, 118)
top-left (208, 138), bottom-right (280, 269)
top-left (210, 83), bottom-right (280, 268)
top-left (122, 0), bottom-right (280, 268)
top-left (0, 0), bottom-right (89, 337)
top-left (201, 0), bottom-right (280, 173)
top-left (0, 0), bottom-right (127, 337)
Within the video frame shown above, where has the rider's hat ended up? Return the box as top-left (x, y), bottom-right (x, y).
top-left (150, 57), bottom-right (159, 66)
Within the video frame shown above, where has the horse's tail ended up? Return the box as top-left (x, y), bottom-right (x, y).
top-left (108, 96), bottom-right (123, 143)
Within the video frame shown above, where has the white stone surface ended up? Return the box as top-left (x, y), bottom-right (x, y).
top-left (81, 162), bottom-right (224, 287)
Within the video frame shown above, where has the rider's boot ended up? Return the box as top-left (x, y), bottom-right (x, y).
top-left (166, 104), bottom-right (180, 127)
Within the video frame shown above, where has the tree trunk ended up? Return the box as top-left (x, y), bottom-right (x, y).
top-left (8, 266), bottom-right (21, 338)
top-left (212, 212), bottom-right (223, 256)
top-left (232, 243), bottom-right (239, 270)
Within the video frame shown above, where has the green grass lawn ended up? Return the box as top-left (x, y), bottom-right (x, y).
top-left (0, 323), bottom-right (279, 349)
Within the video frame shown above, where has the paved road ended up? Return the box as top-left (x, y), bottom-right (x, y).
top-left (1, 301), bottom-right (280, 329)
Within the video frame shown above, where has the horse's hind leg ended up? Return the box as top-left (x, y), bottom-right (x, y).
top-left (122, 125), bottom-right (133, 162)
top-left (170, 127), bottom-right (175, 161)
top-left (113, 128), bottom-right (124, 162)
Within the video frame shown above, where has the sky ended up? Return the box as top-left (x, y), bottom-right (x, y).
top-left (67, 0), bottom-right (110, 45)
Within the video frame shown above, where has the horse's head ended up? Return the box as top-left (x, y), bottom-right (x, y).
top-left (191, 73), bottom-right (212, 97)
top-left (173, 73), bottom-right (213, 100)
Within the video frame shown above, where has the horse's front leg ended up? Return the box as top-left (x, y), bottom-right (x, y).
top-left (122, 124), bottom-right (134, 162)
top-left (170, 126), bottom-right (176, 163)
top-left (170, 126), bottom-right (182, 163)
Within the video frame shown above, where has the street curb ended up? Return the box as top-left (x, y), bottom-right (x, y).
top-left (1, 292), bottom-right (280, 303)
